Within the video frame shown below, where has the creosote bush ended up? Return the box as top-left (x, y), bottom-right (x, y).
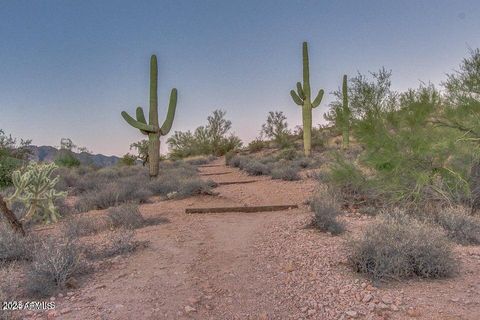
top-left (433, 206), bottom-right (480, 245)
top-left (309, 193), bottom-right (345, 235)
top-left (349, 212), bottom-right (455, 280)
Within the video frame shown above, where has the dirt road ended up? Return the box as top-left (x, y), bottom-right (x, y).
top-left (27, 159), bottom-right (480, 320)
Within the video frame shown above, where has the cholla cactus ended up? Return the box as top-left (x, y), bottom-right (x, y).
top-left (6, 162), bottom-right (66, 224)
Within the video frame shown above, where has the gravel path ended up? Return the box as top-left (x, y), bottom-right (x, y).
top-left (24, 159), bottom-right (480, 320)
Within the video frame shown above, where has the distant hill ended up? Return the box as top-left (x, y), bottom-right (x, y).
top-left (28, 145), bottom-right (120, 167)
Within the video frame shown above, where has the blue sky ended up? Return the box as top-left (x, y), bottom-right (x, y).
top-left (1, 0), bottom-right (479, 156)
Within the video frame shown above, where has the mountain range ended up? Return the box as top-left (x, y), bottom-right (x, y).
top-left (28, 145), bottom-right (120, 167)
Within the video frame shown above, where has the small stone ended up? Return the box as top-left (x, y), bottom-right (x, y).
top-left (95, 284), bottom-right (107, 289)
top-left (114, 304), bottom-right (124, 309)
top-left (49, 297), bottom-right (56, 301)
top-left (184, 305), bottom-right (196, 313)
top-left (376, 303), bottom-right (389, 310)
top-left (406, 308), bottom-right (421, 317)
top-left (362, 294), bottom-right (373, 303)
top-left (188, 297), bottom-right (200, 305)
top-left (57, 293), bottom-right (64, 298)
top-left (60, 308), bottom-right (72, 314)
top-left (66, 292), bottom-right (75, 297)
top-left (307, 309), bottom-right (316, 316)
top-left (450, 297), bottom-right (460, 302)
top-left (205, 304), bottom-right (213, 310)
top-left (345, 310), bottom-right (358, 318)
top-left (390, 305), bottom-right (399, 312)
top-left (382, 296), bottom-right (393, 304)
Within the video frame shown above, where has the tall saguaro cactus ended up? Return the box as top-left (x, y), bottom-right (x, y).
top-left (121, 55), bottom-right (177, 177)
top-left (290, 42), bottom-right (324, 157)
top-left (341, 75), bottom-right (350, 149)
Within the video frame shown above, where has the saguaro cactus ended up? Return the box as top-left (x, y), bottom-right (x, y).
top-left (341, 75), bottom-right (350, 149)
top-left (121, 55), bottom-right (177, 177)
top-left (290, 42), bottom-right (324, 157)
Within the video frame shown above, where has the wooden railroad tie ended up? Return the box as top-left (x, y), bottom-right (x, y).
top-left (185, 204), bottom-right (298, 214)
top-left (197, 164), bottom-right (224, 168)
top-left (199, 172), bottom-right (232, 176)
top-left (217, 180), bottom-right (258, 185)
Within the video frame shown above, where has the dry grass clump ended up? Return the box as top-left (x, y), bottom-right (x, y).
top-left (433, 206), bottom-right (480, 245)
top-left (349, 211), bottom-right (455, 280)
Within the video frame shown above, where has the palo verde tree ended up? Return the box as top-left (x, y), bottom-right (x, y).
top-left (121, 55), bottom-right (178, 177)
top-left (290, 42), bottom-right (324, 157)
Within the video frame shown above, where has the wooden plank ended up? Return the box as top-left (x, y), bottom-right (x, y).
top-left (197, 164), bottom-right (224, 168)
top-left (217, 180), bottom-right (259, 185)
top-left (186, 204), bottom-right (298, 214)
top-left (199, 172), bottom-right (232, 176)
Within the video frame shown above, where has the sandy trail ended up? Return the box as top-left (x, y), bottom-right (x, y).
top-left (25, 159), bottom-right (480, 320)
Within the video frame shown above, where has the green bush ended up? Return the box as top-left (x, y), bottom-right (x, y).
top-left (55, 150), bottom-right (80, 168)
top-left (248, 139), bottom-right (267, 152)
top-left (0, 156), bottom-right (21, 188)
top-left (349, 212), bottom-right (455, 280)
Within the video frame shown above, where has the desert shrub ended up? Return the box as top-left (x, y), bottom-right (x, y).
top-left (0, 264), bottom-right (21, 320)
top-left (26, 236), bottom-right (87, 297)
top-left (87, 228), bottom-right (140, 260)
top-left (107, 204), bottom-right (145, 230)
top-left (63, 215), bottom-right (103, 238)
top-left (118, 153), bottom-right (137, 166)
top-left (261, 111), bottom-right (291, 148)
top-left (0, 223), bottom-right (31, 262)
top-left (433, 207), bottom-right (480, 245)
top-left (0, 156), bottom-right (21, 189)
top-left (276, 148), bottom-right (299, 161)
top-left (103, 228), bottom-right (139, 257)
top-left (185, 156), bottom-right (210, 165)
top-left (248, 139), bottom-right (267, 153)
top-left (55, 150), bottom-right (81, 168)
top-left (177, 179), bottom-right (217, 198)
top-left (309, 194), bottom-right (345, 235)
top-left (168, 109), bottom-right (242, 158)
top-left (228, 155), bottom-right (252, 169)
top-left (243, 160), bottom-right (272, 176)
top-left (292, 157), bottom-right (311, 168)
top-left (349, 212), bottom-right (455, 280)
top-left (271, 165), bottom-right (301, 181)
top-left (75, 182), bottom-right (152, 212)
top-left (0, 129), bottom-right (31, 188)
top-left (224, 150), bottom-right (237, 165)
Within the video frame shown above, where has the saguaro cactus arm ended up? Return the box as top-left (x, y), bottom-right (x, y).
top-left (312, 89), bottom-right (325, 108)
top-left (290, 90), bottom-right (304, 106)
top-left (121, 111), bottom-right (158, 133)
top-left (296, 82), bottom-right (305, 99)
top-left (160, 88), bottom-right (178, 135)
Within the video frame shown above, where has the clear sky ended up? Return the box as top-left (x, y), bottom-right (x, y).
top-left (1, 0), bottom-right (479, 156)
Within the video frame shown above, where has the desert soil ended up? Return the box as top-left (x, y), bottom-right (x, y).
top-left (22, 159), bottom-right (480, 320)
